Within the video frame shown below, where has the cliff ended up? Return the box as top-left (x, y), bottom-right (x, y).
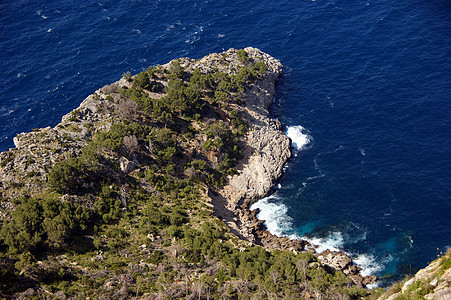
top-left (0, 48), bottom-right (374, 298)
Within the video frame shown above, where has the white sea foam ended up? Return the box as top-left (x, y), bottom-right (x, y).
top-left (250, 195), bottom-right (294, 238)
top-left (253, 124), bottom-right (386, 278)
top-left (251, 197), bottom-right (345, 253)
top-left (359, 147), bottom-right (366, 156)
top-left (307, 232), bottom-right (345, 253)
top-left (353, 253), bottom-right (392, 278)
top-left (366, 282), bottom-right (378, 289)
top-left (383, 206), bottom-right (393, 217)
top-left (286, 125), bottom-right (312, 151)
top-left (36, 10), bottom-right (48, 19)
top-left (285, 125), bottom-right (312, 164)
top-left (306, 174), bottom-right (325, 182)
top-left (251, 196), bottom-right (386, 279)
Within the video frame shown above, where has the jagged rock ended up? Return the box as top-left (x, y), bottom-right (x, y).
top-left (363, 275), bottom-right (377, 286)
top-left (13, 136), bottom-right (23, 148)
top-left (198, 48), bottom-right (371, 287)
top-left (210, 49), bottom-right (290, 206)
top-left (119, 156), bottom-right (136, 173)
top-left (103, 281), bottom-right (115, 291)
top-left (317, 250), bottom-right (354, 273)
top-left (315, 250), bottom-right (377, 287)
top-left (428, 288), bottom-right (451, 300)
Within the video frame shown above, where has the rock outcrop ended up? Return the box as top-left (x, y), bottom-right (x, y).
top-left (317, 250), bottom-right (376, 287)
top-left (378, 249), bottom-right (451, 300)
top-left (198, 48), bottom-right (312, 255)
top-left (206, 48), bottom-right (293, 243)
top-left (0, 79), bottom-right (122, 205)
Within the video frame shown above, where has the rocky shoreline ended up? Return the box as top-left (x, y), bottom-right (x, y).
top-left (206, 48), bottom-right (376, 287)
top-left (0, 47), bottom-right (375, 288)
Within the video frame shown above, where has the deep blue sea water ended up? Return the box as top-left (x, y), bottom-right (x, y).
top-left (1, 0), bottom-right (450, 285)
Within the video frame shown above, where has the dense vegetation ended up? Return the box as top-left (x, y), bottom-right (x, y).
top-left (0, 50), bottom-right (373, 299)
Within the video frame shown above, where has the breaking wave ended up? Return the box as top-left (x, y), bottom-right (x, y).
top-left (286, 125), bottom-right (312, 152)
top-left (353, 253), bottom-right (391, 277)
top-left (306, 232), bottom-right (345, 253)
top-left (250, 195), bottom-right (296, 238)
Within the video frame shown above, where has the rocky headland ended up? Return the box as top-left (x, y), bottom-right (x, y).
top-left (0, 47), bottom-right (378, 298)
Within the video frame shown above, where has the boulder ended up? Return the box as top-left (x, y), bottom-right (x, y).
top-left (119, 157), bottom-right (136, 173)
top-left (316, 250), bottom-right (354, 273)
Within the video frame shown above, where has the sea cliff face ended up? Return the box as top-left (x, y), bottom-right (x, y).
top-left (0, 48), bottom-right (375, 298)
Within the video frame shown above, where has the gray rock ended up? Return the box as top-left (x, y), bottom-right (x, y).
top-left (13, 136), bottom-right (23, 148)
top-left (55, 291), bottom-right (67, 300)
top-left (317, 251), bottom-right (353, 272)
top-left (379, 253), bottom-right (451, 300)
top-left (432, 288), bottom-right (451, 300)
top-left (119, 156), bottom-right (136, 173)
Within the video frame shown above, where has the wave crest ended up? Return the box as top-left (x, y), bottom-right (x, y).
top-left (250, 195), bottom-right (295, 238)
top-left (286, 125), bottom-right (312, 151)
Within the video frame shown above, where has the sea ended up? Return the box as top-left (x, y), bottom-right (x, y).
top-left (1, 0), bottom-right (450, 286)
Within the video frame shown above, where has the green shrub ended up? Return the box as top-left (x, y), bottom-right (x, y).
top-left (233, 67), bottom-right (255, 89)
top-left (189, 68), bottom-right (214, 90)
top-left (120, 86), bottom-right (154, 112)
top-left (440, 248), bottom-right (451, 270)
top-left (216, 72), bottom-right (236, 93)
top-left (170, 210), bottom-right (188, 226)
top-left (214, 90), bottom-right (229, 103)
top-left (252, 61), bottom-right (267, 74)
top-left (0, 195), bottom-right (93, 254)
top-left (169, 60), bottom-right (185, 79)
top-left (47, 158), bottom-right (82, 194)
top-left (143, 203), bottom-right (170, 227)
top-left (0, 197), bottom-right (44, 254)
top-left (132, 71), bottom-right (151, 90)
top-left (148, 251), bottom-right (165, 264)
top-left (96, 185), bottom-right (121, 223)
top-left (202, 140), bottom-right (213, 151)
top-left (163, 79), bottom-right (202, 116)
top-left (237, 49), bottom-right (249, 64)
top-left (122, 71), bottom-right (132, 82)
